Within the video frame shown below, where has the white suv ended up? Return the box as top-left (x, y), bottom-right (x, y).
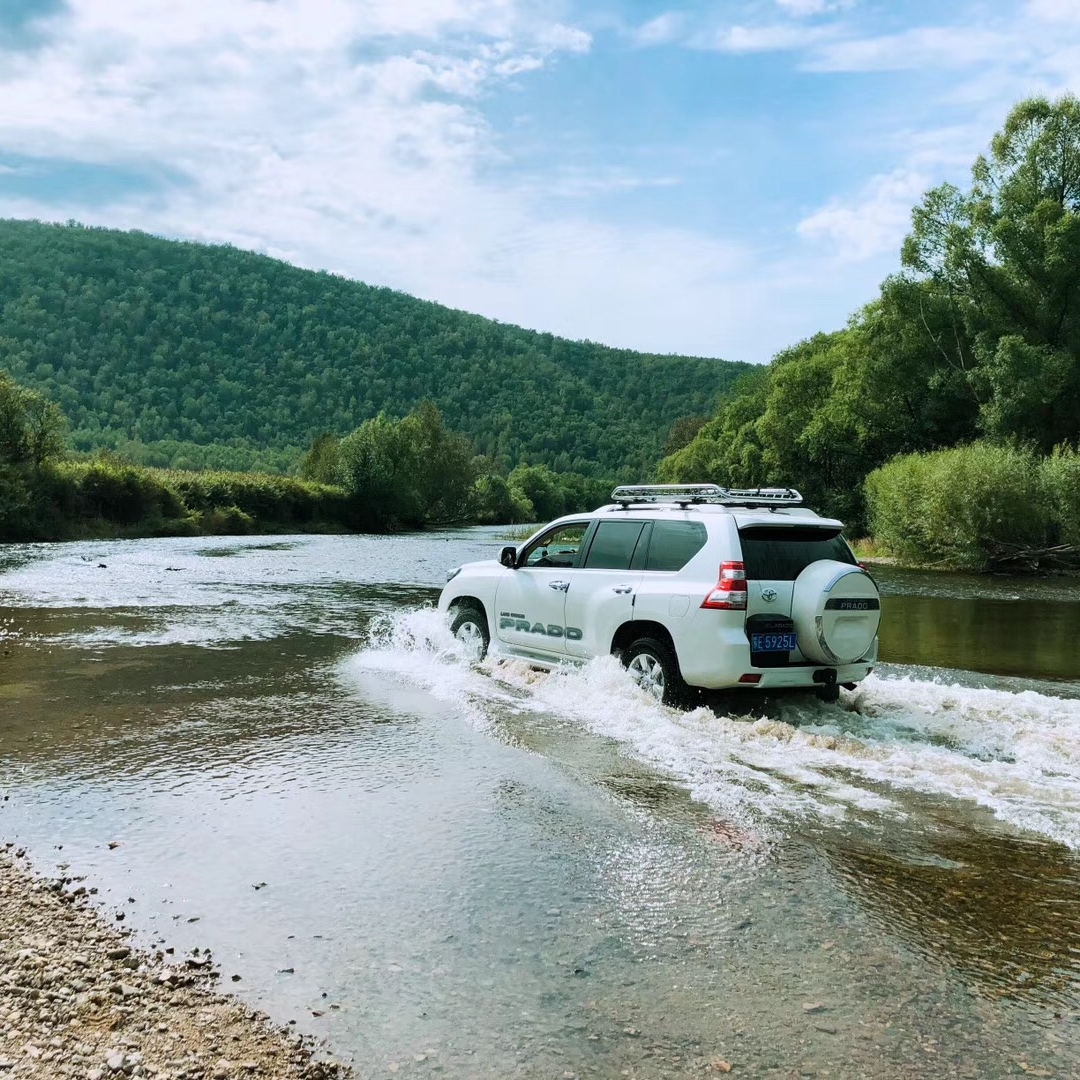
top-left (439, 485), bottom-right (880, 706)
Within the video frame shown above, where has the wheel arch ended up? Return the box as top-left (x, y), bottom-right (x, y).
top-left (448, 594), bottom-right (486, 615)
top-left (610, 620), bottom-right (678, 661)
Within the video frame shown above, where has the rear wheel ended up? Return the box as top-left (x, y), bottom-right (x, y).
top-left (622, 637), bottom-right (687, 708)
top-left (450, 605), bottom-right (489, 661)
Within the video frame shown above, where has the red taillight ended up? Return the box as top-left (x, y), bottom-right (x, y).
top-left (857, 562), bottom-right (868, 572)
top-left (738, 673), bottom-right (762, 684)
top-left (701, 561), bottom-right (747, 610)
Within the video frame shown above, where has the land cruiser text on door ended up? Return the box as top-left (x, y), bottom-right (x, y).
top-left (438, 484), bottom-right (880, 706)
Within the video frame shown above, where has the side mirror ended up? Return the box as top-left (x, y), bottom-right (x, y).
top-left (500, 546), bottom-right (518, 569)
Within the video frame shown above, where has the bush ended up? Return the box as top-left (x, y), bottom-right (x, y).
top-left (1042, 445), bottom-right (1080, 548)
top-left (162, 469), bottom-right (346, 528)
top-left (0, 459), bottom-right (350, 540)
top-left (0, 465), bottom-right (36, 540)
top-left (865, 442), bottom-right (1049, 570)
top-left (193, 505), bottom-right (256, 534)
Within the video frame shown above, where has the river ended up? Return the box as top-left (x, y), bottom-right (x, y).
top-left (1, 530), bottom-right (1080, 1078)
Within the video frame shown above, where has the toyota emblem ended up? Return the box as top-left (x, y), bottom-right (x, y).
top-left (761, 588), bottom-right (777, 603)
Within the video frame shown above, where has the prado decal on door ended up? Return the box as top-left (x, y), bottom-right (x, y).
top-left (494, 521), bottom-right (590, 657)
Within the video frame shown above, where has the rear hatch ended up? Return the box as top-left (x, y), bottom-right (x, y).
top-left (736, 521), bottom-right (858, 666)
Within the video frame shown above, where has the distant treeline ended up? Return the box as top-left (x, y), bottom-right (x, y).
top-left (0, 370), bottom-right (346, 539)
top-left (0, 217), bottom-right (748, 479)
top-left (0, 373), bottom-right (610, 541)
top-left (658, 95), bottom-right (1080, 567)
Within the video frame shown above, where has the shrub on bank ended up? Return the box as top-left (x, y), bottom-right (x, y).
top-left (161, 469), bottom-right (348, 529)
top-left (1042, 445), bottom-right (1080, 549)
top-left (0, 458), bottom-right (351, 541)
top-left (865, 443), bottom-right (1050, 570)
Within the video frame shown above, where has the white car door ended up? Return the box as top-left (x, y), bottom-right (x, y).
top-left (565, 519), bottom-right (648, 659)
top-left (494, 521), bottom-right (591, 658)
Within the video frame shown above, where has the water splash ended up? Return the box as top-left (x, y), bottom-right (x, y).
top-left (345, 608), bottom-right (1080, 848)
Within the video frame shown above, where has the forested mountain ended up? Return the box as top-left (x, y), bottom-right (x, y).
top-left (0, 219), bottom-right (748, 476)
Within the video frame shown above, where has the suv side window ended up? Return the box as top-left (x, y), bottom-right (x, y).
top-left (644, 520), bottom-right (708, 572)
top-left (521, 523), bottom-right (589, 568)
top-left (583, 520), bottom-right (647, 570)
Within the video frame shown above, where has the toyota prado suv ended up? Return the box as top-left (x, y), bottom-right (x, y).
top-left (438, 485), bottom-right (880, 707)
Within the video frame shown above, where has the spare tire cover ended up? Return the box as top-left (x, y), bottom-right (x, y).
top-left (791, 560), bottom-right (880, 665)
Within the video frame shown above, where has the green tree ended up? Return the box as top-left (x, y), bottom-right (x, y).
top-left (402, 400), bottom-right (476, 523)
top-left (508, 464), bottom-right (564, 521)
top-left (298, 433), bottom-right (341, 485)
top-left (337, 413), bottom-right (424, 529)
top-left (903, 94), bottom-right (1080, 449)
top-left (0, 370), bottom-right (66, 466)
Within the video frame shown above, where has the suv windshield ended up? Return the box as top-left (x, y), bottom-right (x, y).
top-left (738, 525), bottom-right (855, 581)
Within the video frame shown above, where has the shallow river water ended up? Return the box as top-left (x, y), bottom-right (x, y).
top-left (2, 531), bottom-right (1080, 1078)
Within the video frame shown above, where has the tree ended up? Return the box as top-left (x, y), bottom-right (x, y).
top-left (0, 370), bottom-right (66, 467)
top-left (903, 94), bottom-right (1080, 449)
top-left (331, 403), bottom-right (477, 529)
top-left (337, 413), bottom-right (424, 529)
top-left (298, 433), bottom-right (341, 485)
top-left (508, 464), bottom-right (564, 521)
top-left (402, 400), bottom-right (476, 523)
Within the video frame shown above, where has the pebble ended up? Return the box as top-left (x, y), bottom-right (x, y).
top-left (0, 848), bottom-right (352, 1079)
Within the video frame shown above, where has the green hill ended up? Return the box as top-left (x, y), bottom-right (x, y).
top-left (0, 219), bottom-right (749, 477)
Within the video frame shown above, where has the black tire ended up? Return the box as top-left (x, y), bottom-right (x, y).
top-left (450, 605), bottom-right (490, 661)
top-left (622, 637), bottom-right (688, 708)
top-left (816, 683), bottom-right (841, 704)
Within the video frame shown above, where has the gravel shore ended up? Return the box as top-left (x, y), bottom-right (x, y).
top-left (0, 845), bottom-right (352, 1080)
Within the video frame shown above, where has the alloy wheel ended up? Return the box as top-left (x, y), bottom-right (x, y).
top-left (628, 652), bottom-right (665, 702)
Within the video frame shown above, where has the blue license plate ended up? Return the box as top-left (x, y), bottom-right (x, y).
top-left (751, 632), bottom-right (797, 652)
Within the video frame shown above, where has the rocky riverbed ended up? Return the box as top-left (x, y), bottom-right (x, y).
top-left (0, 846), bottom-right (352, 1080)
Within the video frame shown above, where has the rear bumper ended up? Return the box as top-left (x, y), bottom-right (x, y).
top-left (731, 661), bottom-right (873, 690)
top-left (676, 619), bottom-right (878, 690)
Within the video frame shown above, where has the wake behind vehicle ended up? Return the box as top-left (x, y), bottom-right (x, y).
top-left (439, 484), bottom-right (880, 706)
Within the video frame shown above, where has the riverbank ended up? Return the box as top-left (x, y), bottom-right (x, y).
top-left (0, 460), bottom-right (351, 543)
top-left (0, 846), bottom-right (351, 1079)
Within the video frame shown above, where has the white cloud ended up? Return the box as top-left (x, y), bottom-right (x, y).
top-left (774, 0), bottom-right (852, 15)
top-left (534, 23), bottom-right (592, 53)
top-left (536, 168), bottom-right (681, 199)
top-left (805, 25), bottom-right (1019, 72)
top-left (709, 22), bottom-right (834, 53)
top-left (796, 168), bottom-right (931, 262)
top-left (0, 0), bottom-right (763, 361)
top-left (1027, 0), bottom-right (1080, 23)
top-left (632, 12), bottom-right (686, 47)
top-left (10, 0), bottom-right (1080, 368)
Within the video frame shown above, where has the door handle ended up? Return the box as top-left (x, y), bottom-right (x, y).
top-left (548, 580), bottom-right (570, 592)
top-left (612, 584), bottom-right (633, 594)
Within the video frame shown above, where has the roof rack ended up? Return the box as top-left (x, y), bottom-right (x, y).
top-left (610, 484), bottom-right (803, 508)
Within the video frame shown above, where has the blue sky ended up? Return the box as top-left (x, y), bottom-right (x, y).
top-left (0, 0), bottom-right (1077, 361)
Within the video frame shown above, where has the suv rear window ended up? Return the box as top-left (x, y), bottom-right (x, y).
top-left (738, 526), bottom-right (855, 581)
top-left (644, 520), bottom-right (708, 572)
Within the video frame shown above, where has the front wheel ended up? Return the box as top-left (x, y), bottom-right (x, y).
top-left (450, 605), bottom-right (490, 661)
top-left (622, 637), bottom-right (687, 708)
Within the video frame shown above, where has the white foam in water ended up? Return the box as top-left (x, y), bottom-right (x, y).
top-left (346, 609), bottom-right (1080, 848)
